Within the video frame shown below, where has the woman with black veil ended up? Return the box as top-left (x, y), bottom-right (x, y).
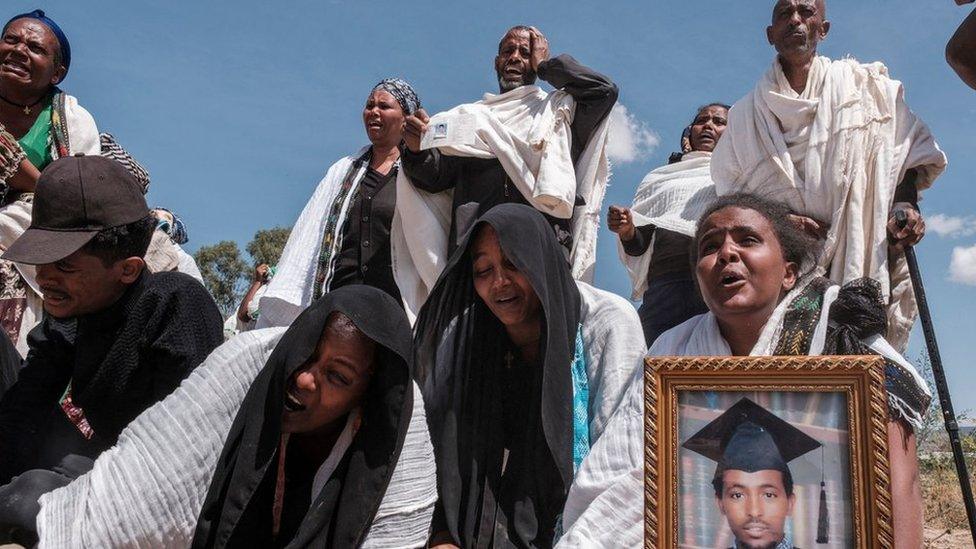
top-left (415, 204), bottom-right (646, 547)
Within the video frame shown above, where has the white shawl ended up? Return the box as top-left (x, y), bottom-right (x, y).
top-left (257, 148), bottom-right (369, 329)
top-left (35, 328), bottom-right (438, 549)
top-left (0, 94), bottom-right (99, 354)
top-left (576, 281), bottom-right (648, 445)
top-left (556, 277), bottom-right (930, 548)
top-left (392, 85), bottom-right (611, 321)
top-left (710, 56), bottom-right (947, 350)
top-left (620, 151), bottom-right (716, 299)
top-left (175, 245), bottom-right (203, 283)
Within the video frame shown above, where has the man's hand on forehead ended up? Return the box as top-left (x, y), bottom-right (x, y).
top-left (527, 26), bottom-right (550, 72)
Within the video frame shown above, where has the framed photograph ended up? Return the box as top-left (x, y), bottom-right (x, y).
top-left (644, 356), bottom-right (893, 549)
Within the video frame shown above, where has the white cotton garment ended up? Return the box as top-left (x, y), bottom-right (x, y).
top-left (257, 148), bottom-right (368, 329)
top-left (556, 277), bottom-right (930, 547)
top-left (58, 94), bottom-right (101, 160)
top-left (620, 151), bottom-right (716, 299)
top-left (36, 328), bottom-right (438, 549)
top-left (172, 244), bottom-right (204, 283)
top-left (144, 230), bottom-right (182, 274)
top-left (392, 85), bottom-right (611, 322)
top-left (710, 55), bottom-right (947, 350)
top-left (576, 281), bottom-right (648, 446)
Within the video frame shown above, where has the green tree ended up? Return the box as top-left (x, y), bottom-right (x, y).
top-left (194, 240), bottom-right (248, 316)
top-left (246, 226), bottom-right (291, 267)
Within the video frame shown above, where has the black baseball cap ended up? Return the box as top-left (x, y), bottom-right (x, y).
top-left (3, 154), bottom-right (150, 265)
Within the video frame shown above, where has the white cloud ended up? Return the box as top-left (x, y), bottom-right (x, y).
top-left (605, 104), bottom-right (660, 164)
top-left (949, 243), bottom-right (976, 286)
top-left (927, 213), bottom-right (976, 238)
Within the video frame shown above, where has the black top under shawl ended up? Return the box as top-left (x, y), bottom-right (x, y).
top-left (414, 203), bottom-right (582, 547)
top-left (192, 285), bottom-right (414, 548)
top-left (330, 163), bottom-right (402, 302)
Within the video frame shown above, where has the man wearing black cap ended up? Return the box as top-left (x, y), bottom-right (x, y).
top-left (0, 155), bottom-right (222, 543)
top-left (684, 398), bottom-right (826, 549)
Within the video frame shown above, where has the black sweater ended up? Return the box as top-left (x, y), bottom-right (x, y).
top-left (0, 271), bottom-right (223, 483)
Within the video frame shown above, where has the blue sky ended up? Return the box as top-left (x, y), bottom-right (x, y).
top-left (14, 2), bottom-right (976, 412)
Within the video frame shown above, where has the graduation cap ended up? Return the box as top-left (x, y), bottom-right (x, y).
top-left (683, 397), bottom-right (831, 544)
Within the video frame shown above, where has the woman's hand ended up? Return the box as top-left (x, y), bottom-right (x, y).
top-left (607, 205), bottom-right (636, 241)
top-left (403, 108), bottom-right (430, 153)
top-left (252, 263), bottom-right (270, 285)
top-left (0, 133), bottom-right (37, 192)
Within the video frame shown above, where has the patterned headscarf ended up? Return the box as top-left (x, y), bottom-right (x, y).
top-left (153, 207), bottom-right (189, 245)
top-left (371, 78), bottom-right (421, 115)
top-left (3, 10), bottom-right (71, 77)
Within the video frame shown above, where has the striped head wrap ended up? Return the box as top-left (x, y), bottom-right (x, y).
top-left (371, 78), bottom-right (421, 115)
top-left (4, 10), bottom-right (71, 77)
top-left (99, 133), bottom-right (151, 193)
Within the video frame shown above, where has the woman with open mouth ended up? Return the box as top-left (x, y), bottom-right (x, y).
top-left (414, 203), bottom-right (646, 548)
top-left (609, 102), bottom-right (730, 347)
top-left (33, 285), bottom-right (437, 548)
top-left (193, 285), bottom-right (436, 547)
top-left (255, 78), bottom-right (422, 329)
top-left (0, 9), bottom-right (100, 354)
top-left (558, 193), bottom-right (931, 548)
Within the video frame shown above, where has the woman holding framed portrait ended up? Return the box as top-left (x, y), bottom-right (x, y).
top-left (558, 193), bottom-right (931, 548)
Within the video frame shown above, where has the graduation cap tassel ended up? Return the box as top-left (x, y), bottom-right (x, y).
top-left (816, 447), bottom-right (829, 543)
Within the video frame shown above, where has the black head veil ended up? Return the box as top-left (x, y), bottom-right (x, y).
top-left (192, 285), bottom-right (414, 548)
top-left (414, 203), bottom-right (582, 547)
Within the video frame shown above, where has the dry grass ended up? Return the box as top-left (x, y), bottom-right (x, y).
top-left (921, 459), bottom-right (976, 548)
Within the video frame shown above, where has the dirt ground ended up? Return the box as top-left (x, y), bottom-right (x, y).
top-left (924, 527), bottom-right (975, 548)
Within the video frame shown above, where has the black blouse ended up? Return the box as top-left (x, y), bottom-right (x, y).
top-left (621, 224), bottom-right (695, 282)
top-left (330, 166), bottom-right (401, 301)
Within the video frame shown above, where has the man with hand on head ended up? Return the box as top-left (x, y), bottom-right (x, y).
top-left (710, 0), bottom-right (947, 352)
top-left (395, 25), bottom-right (617, 319)
top-left (0, 155), bottom-right (223, 545)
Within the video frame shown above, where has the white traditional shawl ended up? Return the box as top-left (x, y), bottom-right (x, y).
top-left (0, 94), bottom-right (99, 354)
top-left (175, 245), bottom-right (203, 283)
top-left (392, 85), bottom-right (611, 321)
top-left (556, 277), bottom-right (931, 548)
top-left (576, 281), bottom-right (649, 445)
top-left (620, 151), bottom-right (716, 299)
top-left (257, 148), bottom-right (370, 329)
top-left (710, 56), bottom-right (947, 350)
top-left (35, 328), bottom-right (438, 549)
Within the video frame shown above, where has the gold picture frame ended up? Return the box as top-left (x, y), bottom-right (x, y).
top-left (644, 355), bottom-right (892, 548)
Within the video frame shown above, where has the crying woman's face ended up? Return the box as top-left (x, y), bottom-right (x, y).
top-left (281, 313), bottom-right (376, 435)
